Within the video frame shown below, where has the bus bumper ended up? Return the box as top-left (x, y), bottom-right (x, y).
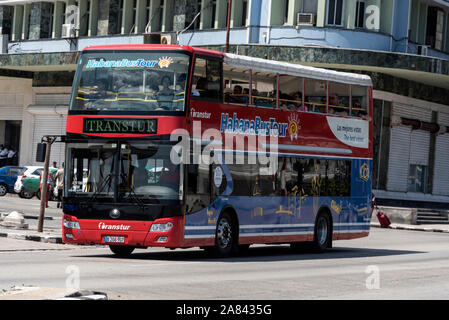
top-left (62, 214), bottom-right (185, 248)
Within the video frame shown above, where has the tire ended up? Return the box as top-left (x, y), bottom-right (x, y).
top-left (36, 190), bottom-right (41, 200)
top-left (20, 190), bottom-right (34, 199)
top-left (109, 245), bottom-right (135, 257)
top-left (212, 212), bottom-right (238, 258)
top-left (312, 212), bottom-right (332, 253)
top-left (0, 184), bottom-right (7, 196)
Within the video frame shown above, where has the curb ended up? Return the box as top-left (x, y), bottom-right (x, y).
top-left (371, 223), bottom-right (449, 233)
top-left (0, 230), bottom-right (63, 244)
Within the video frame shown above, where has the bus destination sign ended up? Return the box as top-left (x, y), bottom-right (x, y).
top-left (83, 118), bottom-right (157, 134)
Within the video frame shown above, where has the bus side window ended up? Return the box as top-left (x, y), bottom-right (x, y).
top-left (192, 56), bottom-right (223, 102)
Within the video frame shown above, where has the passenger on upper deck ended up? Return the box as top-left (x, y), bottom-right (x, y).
top-left (174, 74), bottom-right (187, 110)
top-left (352, 100), bottom-right (369, 119)
top-left (330, 94), bottom-right (348, 116)
top-left (91, 79), bottom-right (108, 99)
top-left (192, 78), bottom-right (207, 97)
top-left (159, 75), bottom-right (174, 96)
top-left (230, 85), bottom-right (249, 104)
top-left (292, 92), bottom-right (306, 111)
top-left (313, 97), bottom-right (326, 113)
top-left (176, 74), bottom-right (186, 92)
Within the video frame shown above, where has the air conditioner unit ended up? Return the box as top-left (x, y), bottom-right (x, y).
top-left (161, 33), bottom-right (177, 45)
top-left (417, 45), bottom-right (428, 56)
top-left (61, 24), bottom-right (76, 39)
top-left (297, 13), bottom-right (316, 26)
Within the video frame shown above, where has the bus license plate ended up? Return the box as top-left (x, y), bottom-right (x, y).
top-left (104, 236), bottom-right (125, 243)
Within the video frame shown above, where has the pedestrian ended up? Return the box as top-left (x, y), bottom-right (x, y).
top-left (6, 147), bottom-right (16, 165)
top-left (54, 163), bottom-right (64, 209)
top-left (0, 145), bottom-right (9, 167)
top-left (51, 161), bottom-right (57, 170)
top-left (40, 169), bottom-right (54, 208)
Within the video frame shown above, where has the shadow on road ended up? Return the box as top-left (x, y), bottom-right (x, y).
top-left (73, 245), bottom-right (425, 262)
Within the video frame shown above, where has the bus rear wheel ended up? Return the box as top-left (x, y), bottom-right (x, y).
top-left (109, 245), bottom-right (135, 257)
top-left (312, 212), bottom-right (332, 253)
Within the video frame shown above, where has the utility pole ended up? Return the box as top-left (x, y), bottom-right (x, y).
top-left (225, 0), bottom-right (232, 53)
top-left (37, 137), bottom-right (52, 233)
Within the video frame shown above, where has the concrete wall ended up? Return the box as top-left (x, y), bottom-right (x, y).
top-left (0, 78), bottom-right (32, 166)
top-left (372, 206), bottom-right (418, 225)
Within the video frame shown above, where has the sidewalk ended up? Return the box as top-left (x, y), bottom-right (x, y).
top-left (371, 221), bottom-right (449, 233)
top-left (0, 286), bottom-right (107, 300)
top-left (0, 213), bottom-right (63, 244)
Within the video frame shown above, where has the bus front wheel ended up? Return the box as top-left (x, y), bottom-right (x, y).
top-left (109, 245), bottom-right (135, 257)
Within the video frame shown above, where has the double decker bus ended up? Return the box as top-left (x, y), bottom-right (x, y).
top-left (62, 44), bottom-right (373, 257)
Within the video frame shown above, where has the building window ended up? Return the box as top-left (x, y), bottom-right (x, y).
top-left (426, 6), bottom-right (445, 50)
top-left (326, 0), bottom-right (344, 27)
top-left (85, 0), bottom-right (91, 35)
top-left (283, 0), bottom-right (289, 24)
top-left (302, 0), bottom-right (318, 14)
top-left (132, 0), bottom-right (137, 32)
top-left (48, 3), bottom-right (55, 38)
top-left (117, 0), bottom-right (124, 34)
top-left (242, 0), bottom-right (248, 27)
top-left (194, 0), bottom-right (202, 30)
top-left (408, 165), bottom-right (428, 193)
top-left (211, 0), bottom-right (217, 28)
top-left (61, 2), bottom-right (66, 25)
top-left (355, 0), bottom-right (365, 28)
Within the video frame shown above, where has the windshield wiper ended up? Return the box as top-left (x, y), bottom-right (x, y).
top-left (119, 172), bottom-right (147, 208)
top-left (85, 172), bottom-right (114, 204)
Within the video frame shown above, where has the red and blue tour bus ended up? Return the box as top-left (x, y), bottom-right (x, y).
top-left (62, 44), bottom-right (373, 257)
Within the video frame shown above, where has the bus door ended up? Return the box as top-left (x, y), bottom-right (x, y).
top-left (186, 162), bottom-right (211, 215)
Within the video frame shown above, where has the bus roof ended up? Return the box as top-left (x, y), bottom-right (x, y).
top-left (224, 53), bottom-right (373, 87)
top-left (82, 44), bottom-right (372, 87)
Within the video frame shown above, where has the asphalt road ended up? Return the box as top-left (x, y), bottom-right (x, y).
top-left (0, 227), bottom-right (448, 300)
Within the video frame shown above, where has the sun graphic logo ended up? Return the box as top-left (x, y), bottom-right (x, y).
top-left (158, 57), bottom-right (173, 68)
top-left (288, 113), bottom-right (301, 141)
top-left (360, 163), bottom-right (370, 182)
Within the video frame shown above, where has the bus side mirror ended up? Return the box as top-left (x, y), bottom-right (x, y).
top-left (36, 143), bottom-right (46, 162)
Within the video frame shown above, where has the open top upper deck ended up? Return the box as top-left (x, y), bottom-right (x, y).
top-left (68, 44), bottom-right (373, 159)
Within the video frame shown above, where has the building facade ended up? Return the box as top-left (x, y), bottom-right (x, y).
top-left (0, 0), bottom-right (448, 207)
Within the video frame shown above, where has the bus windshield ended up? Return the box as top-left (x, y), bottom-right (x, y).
top-left (65, 141), bottom-right (181, 202)
top-left (70, 51), bottom-right (190, 113)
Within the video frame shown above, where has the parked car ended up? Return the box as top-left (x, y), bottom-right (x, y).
top-left (14, 166), bottom-right (58, 199)
top-left (14, 166), bottom-right (43, 199)
top-left (0, 166), bottom-right (26, 196)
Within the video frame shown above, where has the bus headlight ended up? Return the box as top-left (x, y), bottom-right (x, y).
top-left (63, 219), bottom-right (80, 230)
top-left (150, 222), bottom-right (173, 232)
